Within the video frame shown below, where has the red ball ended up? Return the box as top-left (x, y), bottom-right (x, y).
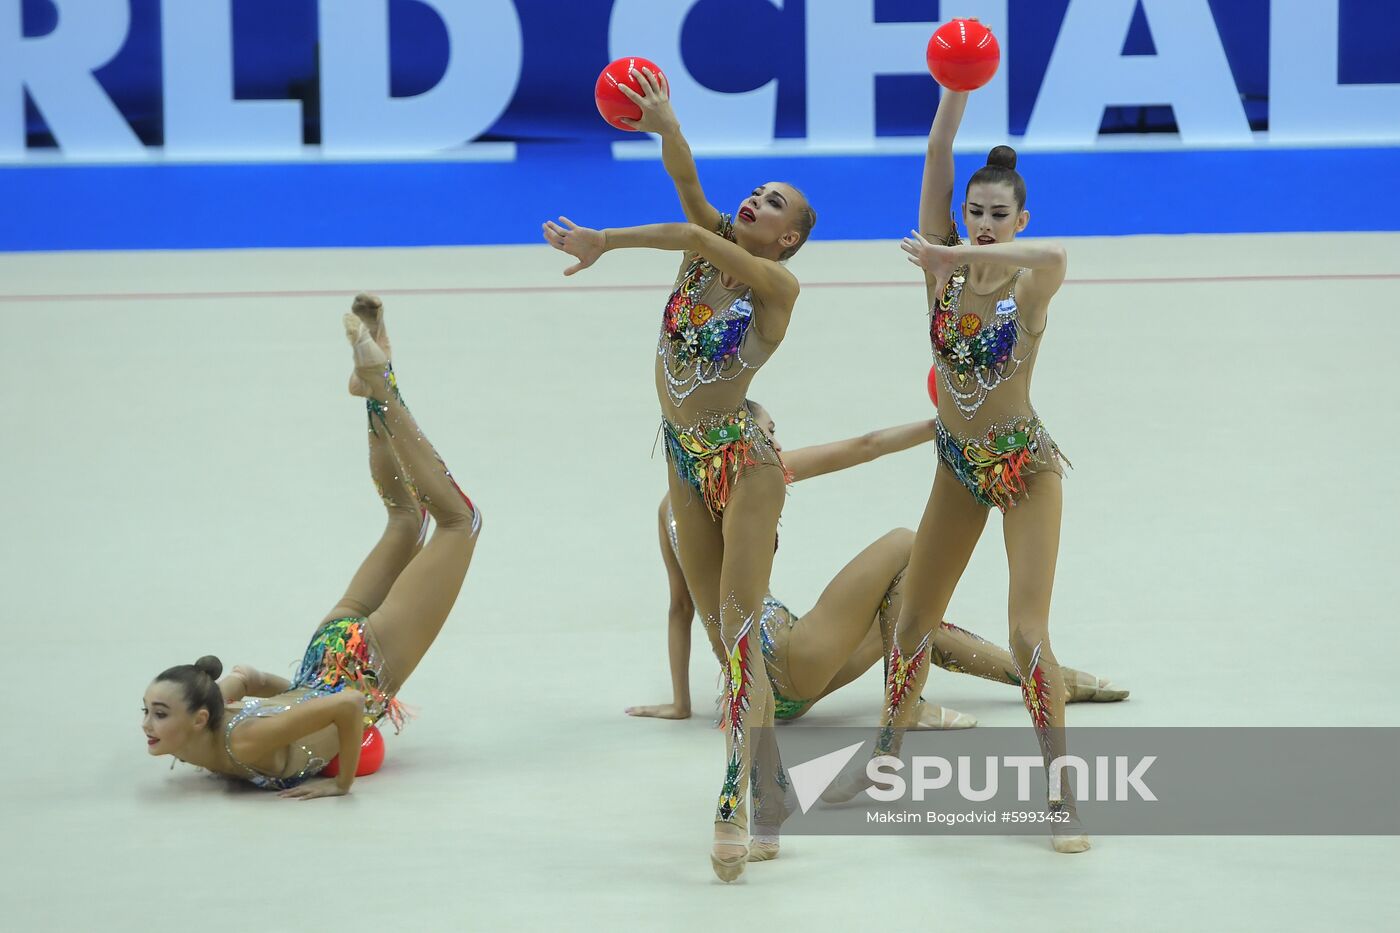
top-left (927, 363), bottom-right (940, 406)
top-left (321, 725), bottom-right (385, 778)
top-left (595, 57), bottom-right (667, 131)
top-left (926, 19), bottom-right (1000, 92)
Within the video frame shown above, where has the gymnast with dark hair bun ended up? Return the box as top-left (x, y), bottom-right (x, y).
top-left (825, 82), bottom-right (1092, 854)
top-left (140, 295), bottom-right (481, 799)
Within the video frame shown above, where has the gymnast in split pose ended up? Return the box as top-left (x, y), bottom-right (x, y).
top-left (141, 295), bottom-right (480, 799)
top-left (543, 67), bottom-right (814, 881)
top-left (627, 404), bottom-right (1125, 736)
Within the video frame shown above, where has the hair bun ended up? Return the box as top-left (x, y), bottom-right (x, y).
top-left (986, 145), bottom-right (1017, 170)
top-left (194, 655), bottom-right (223, 679)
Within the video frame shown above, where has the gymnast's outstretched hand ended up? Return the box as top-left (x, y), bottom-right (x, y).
top-left (543, 217), bottom-right (605, 276)
top-left (278, 778), bottom-right (348, 801)
top-left (626, 702), bottom-right (692, 720)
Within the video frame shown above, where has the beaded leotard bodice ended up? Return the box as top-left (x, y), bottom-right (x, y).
top-left (929, 262), bottom-right (1038, 422)
top-left (657, 215), bottom-right (776, 411)
top-left (223, 694), bottom-right (330, 790)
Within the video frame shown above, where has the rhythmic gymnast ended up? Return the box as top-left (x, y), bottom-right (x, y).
top-left (141, 296), bottom-right (480, 799)
top-left (827, 83), bottom-right (1093, 853)
top-left (543, 67), bottom-right (815, 880)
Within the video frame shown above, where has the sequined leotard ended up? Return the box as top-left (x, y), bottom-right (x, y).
top-left (223, 694), bottom-right (333, 790)
top-left (221, 617), bottom-right (404, 790)
top-left (657, 214), bottom-right (785, 517)
top-left (927, 226), bottom-right (1068, 510)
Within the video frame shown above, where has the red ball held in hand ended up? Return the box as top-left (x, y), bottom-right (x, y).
top-left (926, 19), bottom-right (1000, 92)
top-left (321, 724), bottom-right (385, 778)
top-left (595, 56), bottom-right (668, 131)
top-left (927, 363), bottom-right (940, 406)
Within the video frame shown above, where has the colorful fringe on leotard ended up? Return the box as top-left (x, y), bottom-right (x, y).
top-left (291, 616), bottom-right (408, 732)
top-left (936, 418), bottom-right (1066, 512)
top-left (663, 413), bottom-right (762, 519)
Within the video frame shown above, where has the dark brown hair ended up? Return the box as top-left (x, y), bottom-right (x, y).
top-left (155, 655), bottom-right (225, 730)
top-left (965, 145), bottom-right (1026, 210)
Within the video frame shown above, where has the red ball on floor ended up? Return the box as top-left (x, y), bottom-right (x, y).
top-left (322, 725), bottom-right (385, 778)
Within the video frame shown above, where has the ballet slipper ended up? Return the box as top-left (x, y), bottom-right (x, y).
top-left (911, 698), bottom-right (978, 730)
top-left (344, 313), bottom-right (388, 373)
top-left (1052, 833), bottom-right (1092, 854)
top-left (1066, 670), bottom-right (1129, 703)
top-left (346, 294), bottom-right (390, 397)
top-left (748, 836), bottom-right (780, 862)
top-left (1050, 800), bottom-right (1092, 854)
top-left (711, 827), bottom-right (749, 882)
top-left (351, 292), bottom-right (387, 348)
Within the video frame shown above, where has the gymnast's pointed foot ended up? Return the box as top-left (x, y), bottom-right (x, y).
top-left (911, 698), bottom-right (977, 730)
top-left (347, 294), bottom-right (390, 396)
top-left (344, 309), bottom-right (388, 374)
top-left (748, 837), bottom-right (780, 862)
top-left (1065, 669), bottom-right (1129, 703)
top-left (711, 823), bottom-right (749, 883)
top-left (1050, 800), bottom-right (1092, 854)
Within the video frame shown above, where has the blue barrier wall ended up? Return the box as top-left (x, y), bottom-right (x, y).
top-left (6, 146), bottom-right (1399, 252)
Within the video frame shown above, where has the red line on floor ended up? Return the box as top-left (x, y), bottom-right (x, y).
top-left (1, 271), bottom-right (1396, 303)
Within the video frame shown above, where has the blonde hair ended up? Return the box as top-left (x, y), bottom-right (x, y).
top-left (779, 188), bottom-right (817, 261)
